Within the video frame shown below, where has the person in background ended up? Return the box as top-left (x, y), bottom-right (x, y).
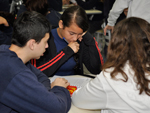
top-left (0, 11), bottom-right (15, 45)
top-left (48, 0), bottom-right (63, 11)
top-left (0, 0), bottom-right (10, 12)
top-left (31, 6), bottom-right (103, 77)
top-left (72, 17), bottom-right (150, 112)
top-left (17, 0), bottom-right (61, 28)
top-left (103, 0), bottom-right (126, 25)
top-left (0, 11), bottom-right (71, 113)
top-left (102, 0), bottom-right (127, 62)
top-left (104, 0), bottom-right (150, 35)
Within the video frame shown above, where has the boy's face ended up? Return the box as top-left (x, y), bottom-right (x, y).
top-left (33, 33), bottom-right (50, 59)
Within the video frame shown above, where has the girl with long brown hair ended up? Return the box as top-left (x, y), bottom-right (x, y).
top-left (72, 17), bottom-right (150, 113)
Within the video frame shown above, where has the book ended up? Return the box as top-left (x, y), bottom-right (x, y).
top-left (50, 75), bottom-right (92, 96)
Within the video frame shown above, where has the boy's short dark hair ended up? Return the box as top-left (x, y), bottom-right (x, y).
top-left (12, 11), bottom-right (51, 47)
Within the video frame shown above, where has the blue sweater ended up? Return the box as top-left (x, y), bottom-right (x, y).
top-left (51, 28), bottom-right (76, 76)
top-left (0, 45), bottom-right (71, 113)
top-left (0, 25), bottom-right (13, 45)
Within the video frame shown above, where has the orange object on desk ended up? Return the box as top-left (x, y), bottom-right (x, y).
top-left (67, 85), bottom-right (77, 96)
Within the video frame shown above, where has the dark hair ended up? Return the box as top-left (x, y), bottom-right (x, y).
top-left (103, 17), bottom-right (150, 96)
top-left (12, 11), bottom-right (51, 47)
top-left (25, 0), bottom-right (49, 16)
top-left (60, 6), bottom-right (89, 32)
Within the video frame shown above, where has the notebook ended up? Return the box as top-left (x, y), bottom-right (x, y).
top-left (50, 75), bottom-right (91, 88)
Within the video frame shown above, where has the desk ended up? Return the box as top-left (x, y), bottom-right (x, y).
top-left (68, 103), bottom-right (101, 113)
top-left (59, 9), bottom-right (102, 15)
top-left (50, 75), bottom-right (101, 113)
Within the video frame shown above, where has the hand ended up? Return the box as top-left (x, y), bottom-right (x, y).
top-left (68, 41), bottom-right (79, 53)
top-left (51, 78), bottom-right (70, 88)
top-left (104, 25), bottom-right (114, 35)
top-left (123, 8), bottom-right (128, 16)
top-left (77, 31), bottom-right (87, 42)
top-left (78, 36), bottom-right (83, 42)
top-left (0, 16), bottom-right (9, 26)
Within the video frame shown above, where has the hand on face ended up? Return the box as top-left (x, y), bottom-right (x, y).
top-left (51, 78), bottom-right (70, 88)
top-left (68, 41), bottom-right (79, 53)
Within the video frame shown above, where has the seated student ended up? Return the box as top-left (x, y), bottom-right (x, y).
top-left (72, 17), bottom-right (150, 112)
top-left (17, 0), bottom-right (61, 28)
top-left (0, 11), bottom-right (71, 113)
top-left (0, 11), bottom-right (15, 45)
top-left (31, 6), bottom-right (104, 77)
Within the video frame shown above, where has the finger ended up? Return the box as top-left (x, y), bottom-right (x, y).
top-left (78, 37), bottom-right (83, 42)
top-left (62, 78), bottom-right (68, 83)
top-left (111, 28), bottom-right (114, 33)
top-left (4, 22), bottom-right (9, 27)
top-left (104, 28), bottom-right (107, 36)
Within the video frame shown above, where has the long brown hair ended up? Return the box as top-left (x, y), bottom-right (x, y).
top-left (103, 17), bottom-right (150, 96)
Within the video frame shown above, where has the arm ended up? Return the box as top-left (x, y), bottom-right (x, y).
top-left (72, 72), bottom-right (107, 109)
top-left (81, 32), bottom-right (103, 74)
top-left (0, 16), bottom-right (9, 26)
top-left (1, 71), bottom-right (71, 113)
top-left (31, 43), bottom-right (75, 77)
top-left (0, 16), bottom-right (13, 45)
top-left (76, 0), bottom-right (99, 10)
top-left (31, 34), bottom-right (80, 77)
top-left (104, 0), bottom-right (130, 35)
top-left (27, 62), bottom-right (51, 90)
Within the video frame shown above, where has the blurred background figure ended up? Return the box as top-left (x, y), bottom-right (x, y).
top-left (0, 0), bottom-right (10, 12)
top-left (48, 0), bottom-right (63, 11)
top-left (10, 0), bottom-right (23, 16)
top-left (0, 11), bottom-right (15, 45)
top-left (104, 0), bottom-right (150, 35)
top-left (17, 0), bottom-right (61, 29)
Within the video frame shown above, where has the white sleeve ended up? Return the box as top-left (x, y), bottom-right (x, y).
top-left (107, 0), bottom-right (130, 26)
top-left (70, 0), bottom-right (77, 4)
top-left (72, 73), bottom-right (107, 110)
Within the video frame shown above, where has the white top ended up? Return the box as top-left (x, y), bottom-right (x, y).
top-left (70, 0), bottom-right (77, 4)
top-left (72, 62), bottom-right (150, 113)
top-left (107, 0), bottom-right (150, 26)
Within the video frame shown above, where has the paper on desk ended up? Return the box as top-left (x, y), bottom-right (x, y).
top-left (50, 75), bottom-right (91, 88)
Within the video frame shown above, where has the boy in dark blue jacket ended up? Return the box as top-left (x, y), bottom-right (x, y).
top-left (0, 11), bottom-right (71, 113)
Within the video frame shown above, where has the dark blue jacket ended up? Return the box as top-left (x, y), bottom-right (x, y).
top-left (0, 25), bottom-right (12, 45)
top-left (0, 45), bottom-right (71, 113)
top-left (17, 5), bottom-right (61, 28)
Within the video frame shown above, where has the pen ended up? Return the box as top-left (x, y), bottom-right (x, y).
top-left (63, 37), bottom-right (68, 43)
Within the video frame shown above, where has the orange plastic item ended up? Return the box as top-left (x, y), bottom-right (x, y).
top-left (67, 85), bottom-right (77, 96)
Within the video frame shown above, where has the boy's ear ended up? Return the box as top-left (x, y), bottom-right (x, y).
top-left (58, 20), bottom-right (64, 29)
top-left (27, 39), bottom-right (36, 50)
